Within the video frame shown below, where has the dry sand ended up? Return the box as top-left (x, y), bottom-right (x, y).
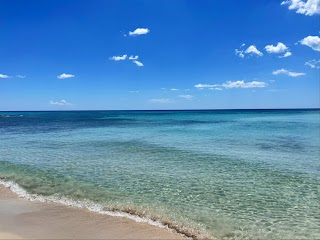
top-left (0, 184), bottom-right (184, 239)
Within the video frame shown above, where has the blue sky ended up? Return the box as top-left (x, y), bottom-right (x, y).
top-left (1, 0), bottom-right (319, 110)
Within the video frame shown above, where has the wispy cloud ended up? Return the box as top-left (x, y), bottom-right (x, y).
top-left (129, 55), bottom-right (139, 60)
top-left (195, 80), bottom-right (267, 89)
top-left (223, 80), bottom-right (267, 88)
top-left (235, 44), bottom-right (263, 58)
top-left (133, 60), bottom-right (144, 67)
top-left (300, 35), bottom-right (320, 51)
top-left (305, 59), bottom-right (320, 68)
top-left (170, 88), bottom-right (179, 91)
top-left (110, 54), bottom-right (144, 67)
top-left (281, 0), bottom-right (320, 16)
top-left (0, 74), bottom-right (10, 79)
top-left (57, 73), bottom-right (75, 79)
top-left (279, 51), bottom-right (292, 58)
top-left (149, 98), bottom-right (174, 103)
top-left (110, 54), bottom-right (128, 61)
top-left (16, 75), bottom-right (26, 78)
top-left (235, 49), bottom-right (245, 58)
top-left (272, 68), bottom-right (306, 77)
top-left (129, 28), bottom-right (150, 36)
top-left (49, 99), bottom-right (72, 106)
top-left (178, 95), bottom-right (193, 99)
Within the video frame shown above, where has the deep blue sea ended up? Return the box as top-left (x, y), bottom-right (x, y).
top-left (0, 110), bottom-right (319, 239)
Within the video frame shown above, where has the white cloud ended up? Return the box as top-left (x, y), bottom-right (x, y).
top-left (300, 35), bottom-right (320, 51)
top-left (209, 87), bottom-right (223, 91)
top-left (149, 98), bottom-right (174, 103)
top-left (236, 44), bottom-right (263, 58)
top-left (222, 80), bottom-right (267, 88)
top-left (195, 80), bottom-right (267, 90)
top-left (129, 90), bottom-right (140, 93)
top-left (178, 95), bottom-right (193, 99)
top-left (305, 59), bottom-right (320, 68)
top-left (281, 0), bottom-right (320, 16)
top-left (272, 68), bottom-right (306, 77)
top-left (110, 54), bottom-right (144, 66)
top-left (265, 42), bottom-right (288, 53)
top-left (0, 74), bottom-right (10, 78)
top-left (129, 55), bottom-right (139, 60)
top-left (235, 49), bottom-right (245, 58)
top-left (16, 75), bottom-right (26, 78)
top-left (133, 60), bottom-right (144, 67)
top-left (57, 73), bottom-right (75, 79)
top-left (110, 54), bottom-right (127, 61)
top-left (49, 100), bottom-right (72, 106)
top-left (279, 51), bottom-right (292, 58)
top-left (244, 45), bottom-right (263, 56)
top-left (170, 88), bottom-right (179, 91)
top-left (195, 84), bottom-right (219, 88)
top-left (129, 28), bottom-right (150, 36)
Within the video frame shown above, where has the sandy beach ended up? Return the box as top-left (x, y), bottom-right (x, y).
top-left (0, 184), bottom-right (184, 239)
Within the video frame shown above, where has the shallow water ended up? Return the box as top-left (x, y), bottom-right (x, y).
top-left (0, 110), bottom-right (319, 239)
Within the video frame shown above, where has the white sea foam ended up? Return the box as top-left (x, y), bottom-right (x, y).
top-left (0, 179), bottom-right (203, 239)
top-left (0, 179), bottom-right (167, 229)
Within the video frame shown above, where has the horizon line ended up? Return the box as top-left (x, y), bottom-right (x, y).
top-left (1, 107), bottom-right (320, 112)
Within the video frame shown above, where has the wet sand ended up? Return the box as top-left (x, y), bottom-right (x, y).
top-left (0, 184), bottom-right (184, 239)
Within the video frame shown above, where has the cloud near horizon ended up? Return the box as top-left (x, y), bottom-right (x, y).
top-left (178, 95), bottom-right (193, 99)
top-left (57, 73), bottom-right (75, 79)
top-left (49, 99), bottom-right (72, 106)
top-left (281, 0), bottom-right (320, 16)
top-left (129, 28), bottom-right (150, 36)
top-left (272, 68), bottom-right (306, 77)
top-left (149, 98), bottom-right (174, 103)
top-left (195, 80), bottom-right (267, 89)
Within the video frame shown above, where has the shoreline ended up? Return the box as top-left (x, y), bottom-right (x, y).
top-left (0, 181), bottom-right (185, 239)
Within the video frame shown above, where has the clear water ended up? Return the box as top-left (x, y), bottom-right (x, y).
top-left (0, 110), bottom-right (319, 239)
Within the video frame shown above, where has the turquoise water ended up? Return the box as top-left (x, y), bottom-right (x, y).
top-left (0, 110), bottom-right (319, 239)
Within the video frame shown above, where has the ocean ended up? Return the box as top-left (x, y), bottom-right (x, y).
top-left (0, 109), bottom-right (319, 239)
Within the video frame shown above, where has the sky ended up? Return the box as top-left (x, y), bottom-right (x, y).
top-left (1, 0), bottom-right (319, 110)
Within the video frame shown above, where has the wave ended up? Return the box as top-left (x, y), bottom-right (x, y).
top-left (0, 115), bottom-right (23, 118)
top-left (0, 179), bottom-right (208, 240)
